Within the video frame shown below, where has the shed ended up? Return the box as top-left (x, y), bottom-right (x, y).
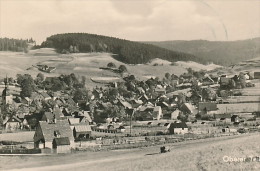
top-left (52, 137), bottom-right (71, 153)
top-left (73, 125), bottom-right (92, 139)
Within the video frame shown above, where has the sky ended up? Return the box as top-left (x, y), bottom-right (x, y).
top-left (0, 0), bottom-right (259, 44)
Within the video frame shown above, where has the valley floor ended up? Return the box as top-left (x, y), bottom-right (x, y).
top-left (1, 133), bottom-right (259, 171)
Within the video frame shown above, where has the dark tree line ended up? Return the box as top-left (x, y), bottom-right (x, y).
top-left (0, 38), bottom-right (31, 52)
top-left (41, 33), bottom-right (203, 64)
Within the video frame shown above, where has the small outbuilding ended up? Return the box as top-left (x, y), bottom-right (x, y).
top-left (73, 125), bottom-right (92, 139)
top-left (52, 137), bottom-right (71, 153)
top-left (168, 122), bottom-right (188, 134)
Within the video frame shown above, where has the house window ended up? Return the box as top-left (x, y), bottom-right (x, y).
top-left (54, 130), bottom-right (61, 137)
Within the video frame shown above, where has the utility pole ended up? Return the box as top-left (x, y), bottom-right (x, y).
top-left (130, 112), bottom-right (132, 137)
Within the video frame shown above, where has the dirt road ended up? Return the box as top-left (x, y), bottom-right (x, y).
top-left (1, 133), bottom-right (259, 171)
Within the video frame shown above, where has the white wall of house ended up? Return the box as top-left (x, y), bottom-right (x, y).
top-left (5, 122), bottom-right (20, 130)
top-left (174, 128), bottom-right (188, 134)
top-left (45, 141), bottom-right (52, 148)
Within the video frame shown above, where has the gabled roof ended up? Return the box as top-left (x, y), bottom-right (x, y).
top-left (181, 103), bottom-right (197, 114)
top-left (53, 106), bottom-right (64, 117)
top-left (41, 111), bottom-right (61, 122)
top-left (40, 92), bottom-right (51, 99)
top-left (119, 100), bottom-right (132, 109)
top-left (68, 118), bottom-right (80, 125)
top-left (5, 116), bottom-right (22, 123)
top-left (169, 122), bottom-right (188, 129)
top-left (36, 120), bottom-right (73, 142)
top-left (53, 137), bottom-right (70, 146)
top-left (74, 125), bottom-right (92, 132)
top-left (82, 111), bottom-right (92, 122)
top-left (155, 87), bottom-right (166, 92)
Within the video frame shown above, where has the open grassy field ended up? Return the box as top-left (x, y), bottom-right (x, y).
top-left (217, 103), bottom-right (260, 114)
top-left (1, 133), bottom-right (259, 171)
top-left (1, 48), bottom-right (225, 88)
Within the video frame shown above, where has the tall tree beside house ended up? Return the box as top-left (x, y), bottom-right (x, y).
top-left (165, 73), bottom-right (171, 80)
top-left (36, 73), bottom-right (44, 82)
top-left (81, 76), bottom-right (86, 86)
top-left (177, 112), bottom-right (188, 122)
top-left (73, 88), bottom-right (89, 103)
top-left (177, 93), bottom-right (186, 107)
top-left (202, 88), bottom-right (217, 101)
top-left (20, 75), bottom-right (35, 98)
top-left (108, 88), bottom-right (119, 100)
top-left (239, 72), bottom-right (246, 88)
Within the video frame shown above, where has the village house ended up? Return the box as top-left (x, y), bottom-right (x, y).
top-left (202, 74), bottom-right (215, 86)
top-left (3, 115), bottom-right (22, 130)
top-left (34, 120), bottom-right (74, 150)
top-left (168, 121), bottom-right (188, 134)
top-left (116, 125), bottom-right (126, 133)
top-left (52, 137), bottom-right (71, 153)
top-left (40, 91), bottom-right (51, 101)
top-left (154, 87), bottom-right (166, 95)
top-left (231, 115), bottom-right (240, 123)
top-left (41, 111), bottom-right (61, 123)
top-left (153, 106), bottom-right (162, 120)
top-left (180, 103), bottom-right (197, 115)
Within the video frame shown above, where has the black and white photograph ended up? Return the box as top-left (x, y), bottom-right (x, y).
top-left (0, 0), bottom-right (259, 170)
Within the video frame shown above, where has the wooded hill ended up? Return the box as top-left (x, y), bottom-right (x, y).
top-left (0, 38), bottom-right (32, 52)
top-left (146, 38), bottom-right (260, 66)
top-left (41, 33), bottom-right (203, 64)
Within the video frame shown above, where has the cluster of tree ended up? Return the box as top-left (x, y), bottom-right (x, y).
top-left (40, 33), bottom-right (201, 64)
top-left (0, 38), bottom-right (30, 52)
top-left (147, 38), bottom-right (260, 66)
top-left (42, 73), bottom-right (85, 92)
top-left (16, 74), bottom-right (36, 98)
top-left (107, 62), bottom-right (128, 73)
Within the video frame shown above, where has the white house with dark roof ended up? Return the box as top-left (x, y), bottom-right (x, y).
top-left (168, 122), bottom-right (188, 134)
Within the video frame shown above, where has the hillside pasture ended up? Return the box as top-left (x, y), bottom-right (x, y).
top-left (0, 49), bottom-right (192, 88)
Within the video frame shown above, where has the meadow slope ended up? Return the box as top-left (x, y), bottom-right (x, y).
top-left (1, 133), bottom-right (259, 171)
